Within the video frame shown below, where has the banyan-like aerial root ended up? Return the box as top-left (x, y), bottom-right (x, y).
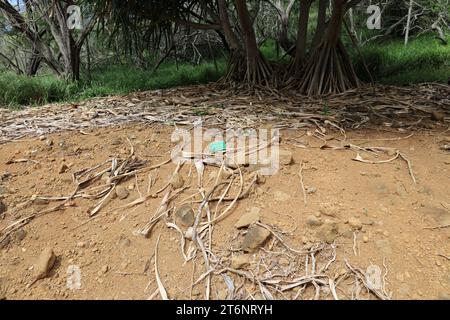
top-left (217, 50), bottom-right (247, 86)
top-left (242, 52), bottom-right (273, 89)
top-left (215, 51), bottom-right (279, 95)
top-left (297, 39), bottom-right (360, 96)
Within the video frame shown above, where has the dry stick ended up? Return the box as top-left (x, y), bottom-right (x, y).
top-left (166, 222), bottom-right (190, 262)
top-left (353, 150), bottom-right (417, 185)
top-left (192, 183), bottom-right (228, 300)
top-left (424, 223), bottom-right (450, 230)
top-left (256, 222), bottom-right (307, 255)
top-left (398, 152), bottom-right (417, 184)
top-left (298, 161), bottom-right (307, 206)
top-left (154, 234), bottom-right (169, 300)
top-left (437, 254), bottom-right (450, 261)
top-left (344, 259), bottom-right (390, 300)
top-left (190, 260), bottom-right (196, 300)
top-left (353, 232), bottom-right (359, 256)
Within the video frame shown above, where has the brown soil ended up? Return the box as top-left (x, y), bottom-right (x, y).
top-left (0, 87), bottom-right (449, 300)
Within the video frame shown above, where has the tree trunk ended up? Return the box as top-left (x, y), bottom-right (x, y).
top-left (297, 0), bottom-right (359, 95)
top-left (278, 12), bottom-right (294, 54)
top-left (235, 0), bottom-right (272, 86)
top-left (326, 0), bottom-right (346, 45)
top-left (404, 0), bottom-right (413, 46)
top-left (293, 0), bottom-right (313, 73)
top-left (311, 0), bottom-right (329, 50)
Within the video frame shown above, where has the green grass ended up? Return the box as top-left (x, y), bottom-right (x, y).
top-left (0, 60), bottom-right (225, 109)
top-left (0, 72), bottom-right (73, 108)
top-left (0, 35), bottom-right (448, 108)
top-left (352, 35), bottom-right (450, 85)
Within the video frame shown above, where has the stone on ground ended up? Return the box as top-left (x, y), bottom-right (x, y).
top-left (235, 207), bottom-right (261, 229)
top-left (242, 225), bottom-right (271, 252)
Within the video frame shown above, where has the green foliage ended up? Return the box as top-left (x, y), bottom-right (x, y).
top-left (0, 59), bottom-right (225, 108)
top-left (0, 73), bottom-right (69, 108)
top-left (1, 35), bottom-right (448, 108)
top-left (352, 35), bottom-right (450, 85)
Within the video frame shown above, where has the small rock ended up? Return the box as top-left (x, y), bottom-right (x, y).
top-left (279, 150), bottom-right (294, 165)
top-left (34, 247), bottom-right (56, 280)
top-left (45, 139), bottom-right (54, 147)
top-left (306, 215), bottom-right (323, 227)
top-left (363, 236), bottom-right (369, 243)
top-left (274, 191), bottom-right (290, 202)
top-left (348, 217), bottom-right (362, 230)
top-left (101, 265), bottom-right (109, 274)
top-left (306, 187), bottom-right (317, 194)
top-left (76, 241), bottom-right (86, 248)
top-left (111, 138), bottom-right (122, 145)
top-left (231, 255), bottom-right (251, 269)
top-left (115, 186), bottom-right (129, 200)
top-left (170, 173), bottom-right (185, 190)
top-left (175, 204), bottom-right (195, 227)
top-left (235, 207), bottom-right (261, 229)
top-left (242, 225), bottom-right (271, 252)
top-left (59, 163), bottom-right (69, 174)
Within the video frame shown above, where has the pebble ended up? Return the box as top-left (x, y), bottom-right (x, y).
top-left (101, 265), bottom-right (109, 274)
top-left (235, 207), bottom-right (261, 229)
top-left (231, 255), bottom-right (251, 269)
top-left (242, 225), bottom-right (271, 252)
top-left (115, 186), bottom-right (129, 200)
top-left (306, 215), bottom-right (323, 227)
top-left (34, 247), bottom-right (56, 280)
top-left (76, 241), bottom-right (86, 248)
top-left (175, 204), bottom-right (195, 227)
top-left (59, 163), bottom-right (69, 174)
top-left (111, 138), bottom-right (122, 146)
top-left (279, 150), bottom-right (294, 165)
top-left (306, 187), bottom-right (317, 194)
top-left (170, 173), bottom-right (185, 190)
top-left (348, 217), bottom-right (362, 230)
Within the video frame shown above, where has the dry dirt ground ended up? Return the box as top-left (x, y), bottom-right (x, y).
top-left (0, 85), bottom-right (449, 300)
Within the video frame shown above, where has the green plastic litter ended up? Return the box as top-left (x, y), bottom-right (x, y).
top-left (209, 141), bottom-right (226, 153)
